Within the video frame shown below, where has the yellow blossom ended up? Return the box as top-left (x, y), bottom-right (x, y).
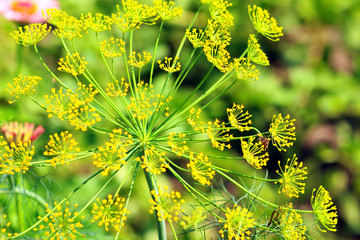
top-left (10, 23), bottom-right (51, 46)
top-left (149, 186), bottom-right (185, 222)
top-left (7, 74), bottom-right (41, 102)
top-left (100, 37), bottom-right (126, 58)
top-left (233, 57), bottom-right (260, 81)
top-left (276, 203), bottom-right (307, 240)
top-left (247, 34), bottom-right (269, 66)
top-left (81, 12), bottom-right (113, 33)
top-left (153, 0), bottom-right (183, 21)
top-left (311, 185), bottom-right (338, 232)
top-left (158, 57), bottom-right (181, 72)
top-left (137, 148), bottom-right (168, 175)
top-left (180, 208), bottom-right (206, 230)
top-left (43, 131), bottom-right (81, 167)
top-left (167, 132), bottom-right (189, 156)
top-left (206, 119), bottom-right (232, 151)
top-left (43, 87), bottom-right (75, 119)
top-left (58, 52), bottom-right (88, 76)
top-left (208, 0), bottom-right (234, 27)
top-left (91, 194), bottom-right (130, 231)
top-left (35, 202), bottom-right (84, 239)
top-left (219, 204), bottom-right (255, 240)
top-left (275, 154), bottom-right (307, 198)
top-left (106, 78), bottom-right (129, 97)
top-left (241, 136), bottom-right (269, 169)
top-left (0, 215), bottom-right (17, 238)
top-left (227, 103), bottom-right (252, 132)
top-left (92, 146), bottom-right (127, 176)
top-left (127, 51), bottom-right (152, 68)
top-left (112, 7), bottom-right (139, 32)
top-left (248, 5), bottom-right (283, 41)
top-left (187, 152), bottom-right (215, 186)
top-left (186, 28), bottom-right (206, 48)
top-left (0, 140), bottom-right (34, 175)
top-left (203, 42), bottom-right (233, 73)
top-left (269, 113), bottom-right (296, 151)
top-left (122, 0), bottom-right (158, 26)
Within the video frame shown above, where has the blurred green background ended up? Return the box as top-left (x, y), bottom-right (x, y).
top-left (1, 0), bottom-right (360, 239)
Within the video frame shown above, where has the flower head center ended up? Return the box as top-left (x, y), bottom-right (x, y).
top-left (11, 0), bottom-right (37, 15)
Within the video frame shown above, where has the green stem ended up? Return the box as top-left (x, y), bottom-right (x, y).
top-left (144, 170), bottom-right (167, 240)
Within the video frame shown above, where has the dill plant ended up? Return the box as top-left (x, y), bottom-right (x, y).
top-left (2, 0), bottom-right (338, 239)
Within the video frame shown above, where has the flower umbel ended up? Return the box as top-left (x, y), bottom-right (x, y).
top-left (7, 74), bottom-right (41, 102)
top-left (219, 205), bottom-right (255, 240)
top-left (275, 154), bottom-right (307, 198)
top-left (311, 185), bottom-right (338, 232)
top-left (248, 5), bottom-right (283, 41)
top-left (269, 113), bottom-right (296, 151)
top-left (241, 136), bottom-right (269, 169)
top-left (227, 103), bottom-right (252, 132)
top-left (276, 203), bottom-right (307, 240)
top-left (149, 186), bottom-right (185, 222)
top-left (10, 23), bottom-right (51, 46)
top-left (91, 194), bottom-right (130, 232)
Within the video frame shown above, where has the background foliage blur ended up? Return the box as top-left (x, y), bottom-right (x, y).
top-left (0, 0), bottom-right (359, 239)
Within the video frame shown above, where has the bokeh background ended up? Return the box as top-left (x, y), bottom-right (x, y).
top-left (1, 0), bottom-right (359, 239)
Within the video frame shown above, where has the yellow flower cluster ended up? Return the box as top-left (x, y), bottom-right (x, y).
top-left (247, 34), bottom-right (270, 66)
top-left (7, 74), bottom-right (41, 102)
top-left (275, 154), bottom-right (307, 198)
top-left (248, 5), bottom-right (283, 41)
top-left (127, 82), bottom-right (170, 120)
top-left (227, 103), bottom-right (252, 132)
top-left (138, 149), bottom-right (168, 175)
top-left (167, 132), bottom-right (189, 156)
top-left (219, 204), bottom-right (255, 240)
top-left (43, 131), bottom-right (81, 167)
top-left (0, 137), bottom-right (34, 175)
top-left (57, 53), bottom-right (88, 77)
top-left (277, 203), bottom-right (306, 240)
top-left (153, 0), bottom-right (183, 21)
top-left (91, 194), bottom-right (129, 231)
top-left (35, 202), bottom-right (84, 239)
top-left (180, 208), bottom-right (206, 230)
top-left (187, 152), bottom-right (215, 186)
top-left (106, 78), bottom-right (129, 97)
top-left (127, 51), bottom-right (152, 68)
top-left (10, 23), bottom-right (51, 46)
top-left (269, 113), bottom-right (296, 151)
top-left (311, 185), bottom-right (338, 232)
top-left (0, 215), bottom-right (17, 238)
top-left (241, 136), bottom-right (269, 169)
top-left (81, 13), bottom-right (113, 33)
top-left (43, 84), bottom-right (101, 131)
top-left (158, 57), bottom-right (181, 73)
top-left (233, 57), bottom-right (260, 81)
top-left (149, 186), bottom-right (185, 222)
top-left (93, 128), bottom-right (133, 176)
top-left (100, 37), bottom-right (126, 58)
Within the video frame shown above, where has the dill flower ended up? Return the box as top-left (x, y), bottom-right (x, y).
top-left (311, 185), bottom-right (338, 232)
top-left (206, 119), bottom-right (232, 151)
top-left (208, 0), bottom-right (234, 27)
top-left (233, 57), bottom-right (260, 81)
top-left (67, 104), bottom-right (102, 131)
top-left (158, 57), bottom-right (181, 73)
top-left (106, 78), bottom-right (129, 97)
top-left (187, 152), bottom-right (215, 186)
top-left (186, 28), bottom-right (206, 48)
top-left (203, 42), bottom-right (233, 73)
top-left (0, 0), bottom-right (59, 23)
top-left (167, 132), bottom-right (189, 156)
top-left (241, 136), bottom-right (269, 169)
top-left (248, 5), bottom-right (283, 41)
top-left (149, 186), bottom-right (185, 222)
top-left (36, 202), bottom-right (84, 239)
top-left (43, 131), bottom-right (81, 167)
top-left (92, 146), bottom-right (127, 176)
top-left (275, 154), bottom-right (307, 198)
top-left (219, 204), bottom-right (255, 240)
top-left (81, 12), bottom-right (113, 33)
top-left (127, 51), bottom-right (152, 68)
top-left (247, 34), bottom-right (269, 66)
top-left (112, 6), bottom-right (139, 32)
top-left (10, 23), bottom-right (51, 46)
top-left (100, 37), bottom-right (126, 58)
top-left (7, 74), bottom-right (41, 102)
top-left (227, 103), bottom-right (252, 132)
top-left (1, 121), bottom-right (44, 144)
top-left (91, 194), bottom-right (130, 232)
top-left (122, 0), bottom-right (158, 27)
top-left (269, 113), bottom-right (296, 151)
top-left (277, 203), bottom-right (307, 240)
top-left (153, 0), bottom-right (183, 21)
top-left (0, 215), bottom-right (17, 238)
top-left (58, 53), bottom-right (88, 77)
top-left (0, 140), bottom-right (35, 174)
top-left (180, 208), bottom-right (206, 230)
top-left (138, 148), bottom-right (168, 175)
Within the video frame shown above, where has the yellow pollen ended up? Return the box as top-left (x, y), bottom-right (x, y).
top-left (11, 1), bottom-right (37, 15)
